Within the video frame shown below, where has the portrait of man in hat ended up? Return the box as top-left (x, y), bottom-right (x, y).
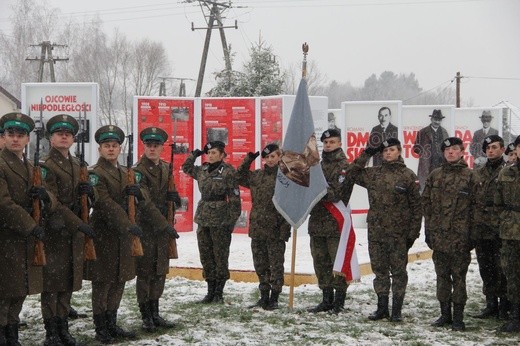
top-left (470, 110), bottom-right (499, 168)
top-left (413, 109), bottom-right (449, 192)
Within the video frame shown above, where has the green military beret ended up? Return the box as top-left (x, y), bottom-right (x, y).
top-left (95, 125), bottom-right (125, 144)
top-left (0, 112), bottom-right (35, 134)
top-left (139, 126), bottom-right (168, 144)
top-left (46, 114), bottom-right (79, 136)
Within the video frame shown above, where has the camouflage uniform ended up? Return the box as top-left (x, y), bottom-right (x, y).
top-left (237, 154), bottom-right (291, 309)
top-left (472, 157), bottom-right (508, 317)
top-left (355, 156), bottom-right (422, 320)
top-left (422, 158), bottom-right (476, 328)
top-left (182, 153), bottom-right (241, 301)
top-left (495, 160), bottom-right (520, 331)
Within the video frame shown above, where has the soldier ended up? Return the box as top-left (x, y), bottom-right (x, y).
top-left (354, 138), bottom-right (422, 322)
top-left (422, 137), bottom-right (477, 331)
top-left (134, 127), bottom-right (179, 332)
top-left (84, 125), bottom-right (145, 343)
top-left (182, 141), bottom-right (241, 304)
top-left (0, 112), bottom-right (57, 345)
top-left (494, 135), bottom-right (520, 333)
top-left (471, 135), bottom-right (508, 320)
top-left (40, 114), bottom-right (96, 345)
top-left (307, 129), bottom-right (369, 314)
top-left (505, 142), bottom-right (517, 166)
top-left (237, 144), bottom-right (291, 310)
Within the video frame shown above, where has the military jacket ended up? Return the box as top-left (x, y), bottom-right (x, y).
top-left (182, 154), bottom-right (241, 228)
top-left (236, 156), bottom-right (290, 241)
top-left (0, 149), bottom-right (57, 297)
top-left (134, 155), bottom-right (172, 276)
top-left (422, 159), bottom-right (476, 252)
top-left (472, 158), bottom-right (506, 240)
top-left (494, 162), bottom-right (520, 240)
top-left (355, 157), bottom-right (422, 242)
top-left (41, 147), bottom-right (87, 292)
top-left (84, 157), bottom-right (147, 283)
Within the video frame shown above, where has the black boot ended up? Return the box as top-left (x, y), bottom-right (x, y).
top-left (68, 307), bottom-right (86, 319)
top-left (499, 303), bottom-right (520, 333)
top-left (390, 295), bottom-right (404, 322)
top-left (331, 289), bottom-right (346, 314)
top-left (43, 317), bottom-right (63, 346)
top-left (452, 303), bottom-right (466, 331)
top-left (56, 317), bottom-right (77, 346)
top-left (431, 301), bottom-right (452, 327)
top-left (499, 297), bottom-right (511, 320)
top-left (138, 302), bottom-right (156, 333)
top-left (106, 310), bottom-right (136, 340)
top-left (199, 280), bottom-right (216, 304)
top-left (474, 295), bottom-right (498, 319)
top-left (368, 295), bottom-right (390, 321)
top-left (150, 300), bottom-right (175, 328)
top-left (213, 280), bottom-right (226, 304)
top-left (0, 325), bottom-right (6, 345)
top-left (265, 290), bottom-right (281, 311)
top-left (308, 287), bottom-right (334, 313)
top-left (93, 313), bottom-right (114, 344)
top-left (248, 288), bottom-right (270, 309)
top-left (5, 324), bottom-right (21, 346)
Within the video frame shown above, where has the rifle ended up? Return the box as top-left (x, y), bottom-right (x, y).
top-left (31, 99), bottom-right (46, 266)
top-left (127, 130), bottom-right (144, 257)
top-left (168, 108), bottom-right (181, 258)
top-left (78, 106), bottom-right (96, 260)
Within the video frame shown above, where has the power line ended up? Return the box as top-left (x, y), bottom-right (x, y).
top-left (464, 76), bottom-right (520, 81)
top-left (403, 79), bottom-right (454, 102)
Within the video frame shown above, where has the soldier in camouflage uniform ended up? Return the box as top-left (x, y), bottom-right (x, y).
top-left (134, 127), bottom-right (180, 332)
top-left (40, 114), bottom-right (97, 346)
top-left (354, 138), bottom-right (422, 322)
top-left (494, 135), bottom-right (520, 333)
top-left (237, 144), bottom-right (291, 310)
top-left (307, 129), bottom-right (369, 314)
top-left (422, 137), bottom-right (477, 331)
top-left (182, 141), bottom-right (241, 304)
top-left (505, 142), bottom-right (517, 166)
top-left (84, 125), bottom-right (145, 344)
top-left (471, 135), bottom-right (508, 320)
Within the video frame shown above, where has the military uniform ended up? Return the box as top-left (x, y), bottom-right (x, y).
top-left (422, 137), bottom-right (476, 330)
top-left (236, 145), bottom-right (291, 310)
top-left (182, 141), bottom-right (241, 303)
top-left (134, 126), bottom-right (178, 331)
top-left (0, 113), bottom-right (57, 344)
top-left (494, 137), bottom-right (520, 332)
top-left (355, 143), bottom-right (422, 322)
top-left (472, 140), bottom-right (508, 319)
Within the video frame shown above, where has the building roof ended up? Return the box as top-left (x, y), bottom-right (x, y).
top-left (0, 85), bottom-right (21, 109)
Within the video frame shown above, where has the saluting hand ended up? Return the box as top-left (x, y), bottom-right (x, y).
top-left (192, 149), bottom-right (203, 158)
top-left (247, 151), bottom-right (260, 160)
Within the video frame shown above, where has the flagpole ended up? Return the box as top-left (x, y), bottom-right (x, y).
top-left (288, 43), bottom-right (310, 310)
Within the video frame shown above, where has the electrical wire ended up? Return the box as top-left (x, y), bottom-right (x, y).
top-left (403, 79), bottom-right (454, 102)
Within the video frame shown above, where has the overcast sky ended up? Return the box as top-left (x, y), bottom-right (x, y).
top-left (1, 0), bottom-right (519, 108)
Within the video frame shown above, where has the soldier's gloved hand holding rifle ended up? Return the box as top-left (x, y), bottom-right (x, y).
top-left (29, 186), bottom-right (50, 203)
top-left (78, 182), bottom-right (94, 199)
top-left (166, 191), bottom-right (181, 208)
top-left (128, 224), bottom-right (144, 238)
top-left (163, 224), bottom-right (180, 239)
top-left (78, 223), bottom-right (96, 239)
top-left (125, 184), bottom-right (144, 202)
top-left (31, 225), bottom-right (45, 240)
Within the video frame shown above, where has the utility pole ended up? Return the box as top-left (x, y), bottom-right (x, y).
top-left (158, 77), bottom-right (196, 97)
top-left (189, 1), bottom-right (238, 97)
top-left (26, 41), bottom-right (69, 82)
top-left (455, 71), bottom-right (462, 108)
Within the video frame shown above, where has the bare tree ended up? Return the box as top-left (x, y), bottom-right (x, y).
top-left (131, 39), bottom-right (170, 97)
top-left (282, 59), bottom-right (328, 96)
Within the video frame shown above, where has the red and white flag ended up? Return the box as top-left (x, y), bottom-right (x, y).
top-left (324, 201), bottom-right (360, 283)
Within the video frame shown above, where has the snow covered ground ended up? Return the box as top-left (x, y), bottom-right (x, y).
top-left (18, 226), bottom-right (518, 345)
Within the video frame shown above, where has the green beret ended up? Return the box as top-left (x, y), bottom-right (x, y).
top-left (0, 112), bottom-right (35, 133)
top-left (95, 125), bottom-right (125, 144)
top-left (46, 114), bottom-right (79, 135)
top-left (139, 126), bottom-right (168, 144)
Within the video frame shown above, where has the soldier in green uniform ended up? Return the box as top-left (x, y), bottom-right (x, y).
top-left (505, 142), bottom-right (517, 166)
top-left (354, 138), bottom-right (422, 322)
top-left (422, 137), bottom-right (477, 331)
top-left (307, 129), bottom-right (369, 314)
top-left (40, 114), bottom-right (96, 346)
top-left (237, 144), bottom-right (291, 310)
top-left (471, 135), bottom-right (508, 320)
top-left (84, 125), bottom-right (145, 343)
top-left (182, 141), bottom-right (241, 304)
top-left (0, 112), bottom-right (57, 345)
top-left (134, 127), bottom-right (179, 332)
top-left (495, 135), bottom-right (520, 333)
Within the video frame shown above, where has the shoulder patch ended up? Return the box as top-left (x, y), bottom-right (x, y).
top-left (233, 187), bottom-right (240, 196)
top-left (134, 171), bottom-right (142, 183)
top-left (40, 166), bottom-right (48, 180)
top-left (89, 172), bottom-right (100, 186)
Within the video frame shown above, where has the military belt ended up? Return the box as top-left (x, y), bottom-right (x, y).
top-left (202, 195), bottom-right (226, 202)
top-left (505, 205), bottom-right (520, 212)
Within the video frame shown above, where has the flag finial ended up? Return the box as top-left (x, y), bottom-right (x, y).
top-left (302, 42), bottom-right (309, 78)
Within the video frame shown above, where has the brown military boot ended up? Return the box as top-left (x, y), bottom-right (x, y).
top-left (199, 280), bottom-right (216, 304)
top-left (368, 295), bottom-right (389, 321)
top-left (474, 295), bottom-right (498, 319)
top-left (431, 301), bottom-right (452, 327)
top-left (308, 287), bottom-right (334, 313)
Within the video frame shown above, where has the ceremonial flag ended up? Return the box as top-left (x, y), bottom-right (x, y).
top-left (272, 78), bottom-right (328, 229)
top-left (324, 201), bottom-right (360, 282)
